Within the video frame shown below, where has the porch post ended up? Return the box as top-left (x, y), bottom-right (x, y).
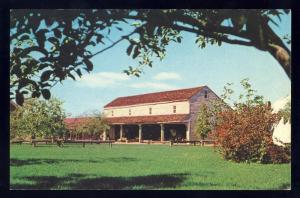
top-left (186, 121), bottom-right (190, 141)
top-left (120, 124), bottom-right (123, 139)
top-left (103, 128), bottom-right (107, 141)
top-left (138, 124), bottom-right (142, 143)
top-left (160, 124), bottom-right (164, 142)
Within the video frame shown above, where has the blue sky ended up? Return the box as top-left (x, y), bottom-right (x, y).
top-left (50, 11), bottom-right (291, 117)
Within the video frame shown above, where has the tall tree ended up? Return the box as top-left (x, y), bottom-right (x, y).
top-left (10, 9), bottom-right (291, 105)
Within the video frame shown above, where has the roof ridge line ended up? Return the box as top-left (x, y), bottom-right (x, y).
top-left (119, 85), bottom-right (205, 98)
top-left (104, 85), bottom-right (207, 108)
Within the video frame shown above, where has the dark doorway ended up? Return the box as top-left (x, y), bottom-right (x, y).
top-left (124, 125), bottom-right (139, 140)
top-left (164, 124), bottom-right (186, 141)
top-left (142, 124), bottom-right (161, 141)
top-left (114, 125), bottom-right (120, 140)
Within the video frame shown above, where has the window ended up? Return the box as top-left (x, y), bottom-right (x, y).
top-left (204, 90), bottom-right (208, 99)
top-left (111, 110), bottom-right (114, 116)
top-left (149, 107), bottom-right (152, 115)
top-left (173, 105), bottom-right (176, 113)
top-left (129, 109), bottom-right (131, 116)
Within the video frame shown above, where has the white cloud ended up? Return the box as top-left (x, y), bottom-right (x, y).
top-left (130, 82), bottom-right (178, 91)
top-left (76, 72), bottom-right (130, 88)
top-left (152, 72), bottom-right (182, 81)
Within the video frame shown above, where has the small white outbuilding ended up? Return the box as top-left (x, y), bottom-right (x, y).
top-left (272, 95), bottom-right (291, 146)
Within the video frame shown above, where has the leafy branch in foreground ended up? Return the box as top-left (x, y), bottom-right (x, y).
top-left (10, 9), bottom-right (291, 105)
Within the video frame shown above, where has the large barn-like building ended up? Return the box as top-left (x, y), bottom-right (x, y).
top-left (102, 85), bottom-right (222, 142)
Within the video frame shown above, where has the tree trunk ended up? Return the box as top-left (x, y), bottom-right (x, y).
top-left (261, 23), bottom-right (291, 80)
top-left (267, 43), bottom-right (291, 79)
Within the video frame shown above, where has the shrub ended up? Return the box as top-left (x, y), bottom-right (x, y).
top-left (213, 104), bottom-right (290, 163)
top-left (261, 143), bottom-right (291, 164)
top-left (211, 78), bottom-right (290, 164)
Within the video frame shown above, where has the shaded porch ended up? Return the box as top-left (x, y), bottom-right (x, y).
top-left (109, 123), bottom-right (190, 143)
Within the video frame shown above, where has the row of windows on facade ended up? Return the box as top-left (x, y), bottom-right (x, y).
top-left (111, 105), bottom-right (177, 116)
top-left (110, 91), bottom-right (208, 116)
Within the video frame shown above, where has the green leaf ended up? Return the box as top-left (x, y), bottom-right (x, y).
top-left (134, 73), bottom-right (140, 77)
top-left (36, 29), bottom-right (48, 48)
top-left (83, 58), bottom-right (93, 72)
top-left (131, 22), bottom-right (141, 27)
top-left (53, 28), bottom-right (62, 38)
top-left (126, 43), bottom-right (134, 56)
top-left (41, 89), bottom-right (51, 100)
top-left (132, 46), bottom-right (140, 59)
top-left (89, 41), bottom-right (96, 46)
top-left (68, 73), bottom-right (76, 80)
top-left (76, 69), bottom-right (82, 77)
top-left (217, 40), bottom-right (222, 46)
top-left (177, 37), bottom-right (181, 43)
top-left (45, 18), bottom-right (54, 27)
top-left (96, 34), bottom-right (104, 44)
top-left (116, 26), bottom-right (123, 31)
top-left (201, 42), bottom-right (206, 49)
top-left (41, 82), bottom-right (51, 88)
top-left (20, 34), bottom-right (30, 41)
top-left (123, 70), bottom-right (130, 75)
top-left (31, 91), bottom-right (41, 98)
top-left (48, 37), bottom-right (59, 45)
top-left (41, 70), bottom-right (52, 82)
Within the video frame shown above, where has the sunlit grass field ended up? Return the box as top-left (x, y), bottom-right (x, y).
top-left (10, 144), bottom-right (290, 190)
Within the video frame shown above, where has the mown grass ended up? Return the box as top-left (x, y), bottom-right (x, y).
top-left (10, 144), bottom-right (290, 190)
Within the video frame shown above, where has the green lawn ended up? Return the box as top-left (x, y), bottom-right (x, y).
top-left (10, 144), bottom-right (290, 190)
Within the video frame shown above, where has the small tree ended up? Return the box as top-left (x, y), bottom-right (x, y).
top-left (278, 100), bottom-right (291, 124)
top-left (195, 95), bottom-right (230, 141)
top-left (68, 111), bottom-right (110, 140)
top-left (10, 98), bottom-right (67, 140)
top-left (195, 104), bottom-right (211, 140)
top-left (85, 114), bottom-right (110, 139)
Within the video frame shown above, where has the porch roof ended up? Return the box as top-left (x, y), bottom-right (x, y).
top-left (104, 114), bottom-right (190, 124)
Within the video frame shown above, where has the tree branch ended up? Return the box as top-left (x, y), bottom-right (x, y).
top-left (18, 46), bottom-right (49, 57)
top-left (73, 25), bottom-right (143, 68)
top-left (89, 26), bottom-right (143, 59)
top-left (170, 13), bottom-right (251, 39)
top-left (172, 24), bottom-right (254, 47)
top-left (123, 13), bottom-right (251, 41)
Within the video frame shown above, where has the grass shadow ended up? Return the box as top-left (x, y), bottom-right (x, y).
top-left (70, 173), bottom-right (188, 189)
top-left (10, 159), bottom-right (59, 167)
top-left (278, 183), bottom-right (291, 190)
top-left (11, 175), bottom-right (65, 190)
top-left (11, 173), bottom-right (189, 190)
top-left (10, 157), bottom-right (138, 167)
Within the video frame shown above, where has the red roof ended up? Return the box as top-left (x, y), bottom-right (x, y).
top-left (64, 117), bottom-right (91, 124)
top-left (104, 114), bottom-right (190, 124)
top-left (64, 117), bottom-right (93, 129)
top-left (104, 86), bottom-right (205, 108)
